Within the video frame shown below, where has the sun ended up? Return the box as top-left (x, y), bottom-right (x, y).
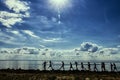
top-left (47, 0), bottom-right (72, 24)
top-left (48, 0), bottom-right (71, 12)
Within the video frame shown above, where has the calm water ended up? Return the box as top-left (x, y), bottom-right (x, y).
top-left (0, 60), bottom-right (120, 71)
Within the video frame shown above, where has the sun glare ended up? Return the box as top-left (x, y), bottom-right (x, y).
top-left (48, 0), bottom-right (71, 12)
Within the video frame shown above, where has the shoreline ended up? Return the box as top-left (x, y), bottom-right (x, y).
top-left (0, 69), bottom-right (120, 80)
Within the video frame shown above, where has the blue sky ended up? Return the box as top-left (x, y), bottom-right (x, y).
top-left (0, 0), bottom-right (120, 61)
top-left (0, 0), bottom-right (120, 49)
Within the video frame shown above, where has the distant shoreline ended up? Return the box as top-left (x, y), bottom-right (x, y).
top-left (0, 60), bottom-right (120, 62)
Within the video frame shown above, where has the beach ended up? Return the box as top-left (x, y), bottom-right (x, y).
top-left (0, 69), bottom-right (120, 80)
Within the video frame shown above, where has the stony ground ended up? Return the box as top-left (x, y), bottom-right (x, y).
top-left (0, 69), bottom-right (120, 80)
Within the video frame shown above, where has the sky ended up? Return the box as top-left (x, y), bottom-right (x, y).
top-left (0, 0), bottom-right (120, 60)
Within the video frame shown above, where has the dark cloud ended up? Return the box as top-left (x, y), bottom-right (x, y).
top-left (80, 42), bottom-right (100, 52)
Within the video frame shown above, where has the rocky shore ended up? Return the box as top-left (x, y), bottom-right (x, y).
top-left (0, 69), bottom-right (120, 80)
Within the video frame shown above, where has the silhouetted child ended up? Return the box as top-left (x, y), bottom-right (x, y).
top-left (69, 62), bottom-right (74, 70)
top-left (88, 62), bottom-right (91, 71)
top-left (81, 62), bottom-right (85, 70)
top-left (110, 63), bottom-right (113, 72)
top-left (43, 61), bottom-right (47, 70)
top-left (113, 63), bottom-right (117, 72)
top-left (101, 62), bottom-right (106, 71)
top-left (48, 61), bottom-right (54, 70)
top-left (94, 63), bottom-right (98, 71)
top-left (75, 61), bottom-right (78, 70)
top-left (59, 61), bottom-right (65, 70)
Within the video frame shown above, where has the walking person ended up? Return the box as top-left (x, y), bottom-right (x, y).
top-left (42, 61), bottom-right (47, 70)
top-left (110, 63), bottom-right (113, 72)
top-left (48, 61), bottom-right (54, 70)
top-left (88, 62), bottom-right (91, 71)
top-left (94, 63), bottom-right (98, 72)
top-left (59, 61), bottom-right (65, 70)
top-left (113, 63), bottom-right (117, 72)
top-left (75, 61), bottom-right (78, 70)
top-left (101, 62), bottom-right (106, 71)
top-left (69, 62), bottom-right (74, 70)
top-left (81, 62), bottom-right (85, 71)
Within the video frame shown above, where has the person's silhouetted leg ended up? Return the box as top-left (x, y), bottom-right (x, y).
top-left (59, 61), bottom-right (65, 70)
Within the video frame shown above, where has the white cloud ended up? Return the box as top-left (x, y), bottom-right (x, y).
top-left (39, 16), bottom-right (58, 28)
top-left (0, 31), bottom-right (14, 41)
top-left (6, 29), bottom-right (23, 37)
top-left (80, 42), bottom-right (101, 52)
top-left (39, 45), bottom-right (46, 48)
top-left (0, 42), bottom-right (120, 61)
top-left (0, 0), bottom-right (30, 28)
top-left (0, 11), bottom-right (23, 17)
top-left (99, 48), bottom-right (119, 55)
top-left (10, 30), bottom-right (20, 35)
top-left (4, 0), bottom-right (30, 13)
top-left (22, 30), bottom-right (39, 38)
top-left (0, 11), bottom-right (23, 28)
top-left (0, 31), bottom-right (19, 45)
top-left (43, 38), bottom-right (62, 42)
top-left (0, 29), bottom-right (63, 47)
top-left (0, 29), bottom-right (27, 46)
top-left (30, 16), bottom-right (59, 29)
top-left (73, 42), bottom-right (120, 60)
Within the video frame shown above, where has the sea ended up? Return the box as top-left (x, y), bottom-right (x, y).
top-left (0, 60), bottom-right (120, 71)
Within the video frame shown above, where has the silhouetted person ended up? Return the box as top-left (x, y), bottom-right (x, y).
top-left (101, 62), bottom-right (106, 71)
top-left (113, 63), bottom-right (117, 72)
top-left (110, 63), bottom-right (113, 72)
top-left (94, 63), bottom-right (98, 71)
top-left (48, 61), bottom-right (54, 70)
top-left (69, 62), bottom-right (74, 70)
top-left (81, 62), bottom-right (85, 70)
top-left (88, 62), bottom-right (91, 71)
top-left (43, 61), bottom-right (47, 70)
top-left (75, 61), bottom-right (78, 70)
top-left (59, 61), bottom-right (65, 70)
